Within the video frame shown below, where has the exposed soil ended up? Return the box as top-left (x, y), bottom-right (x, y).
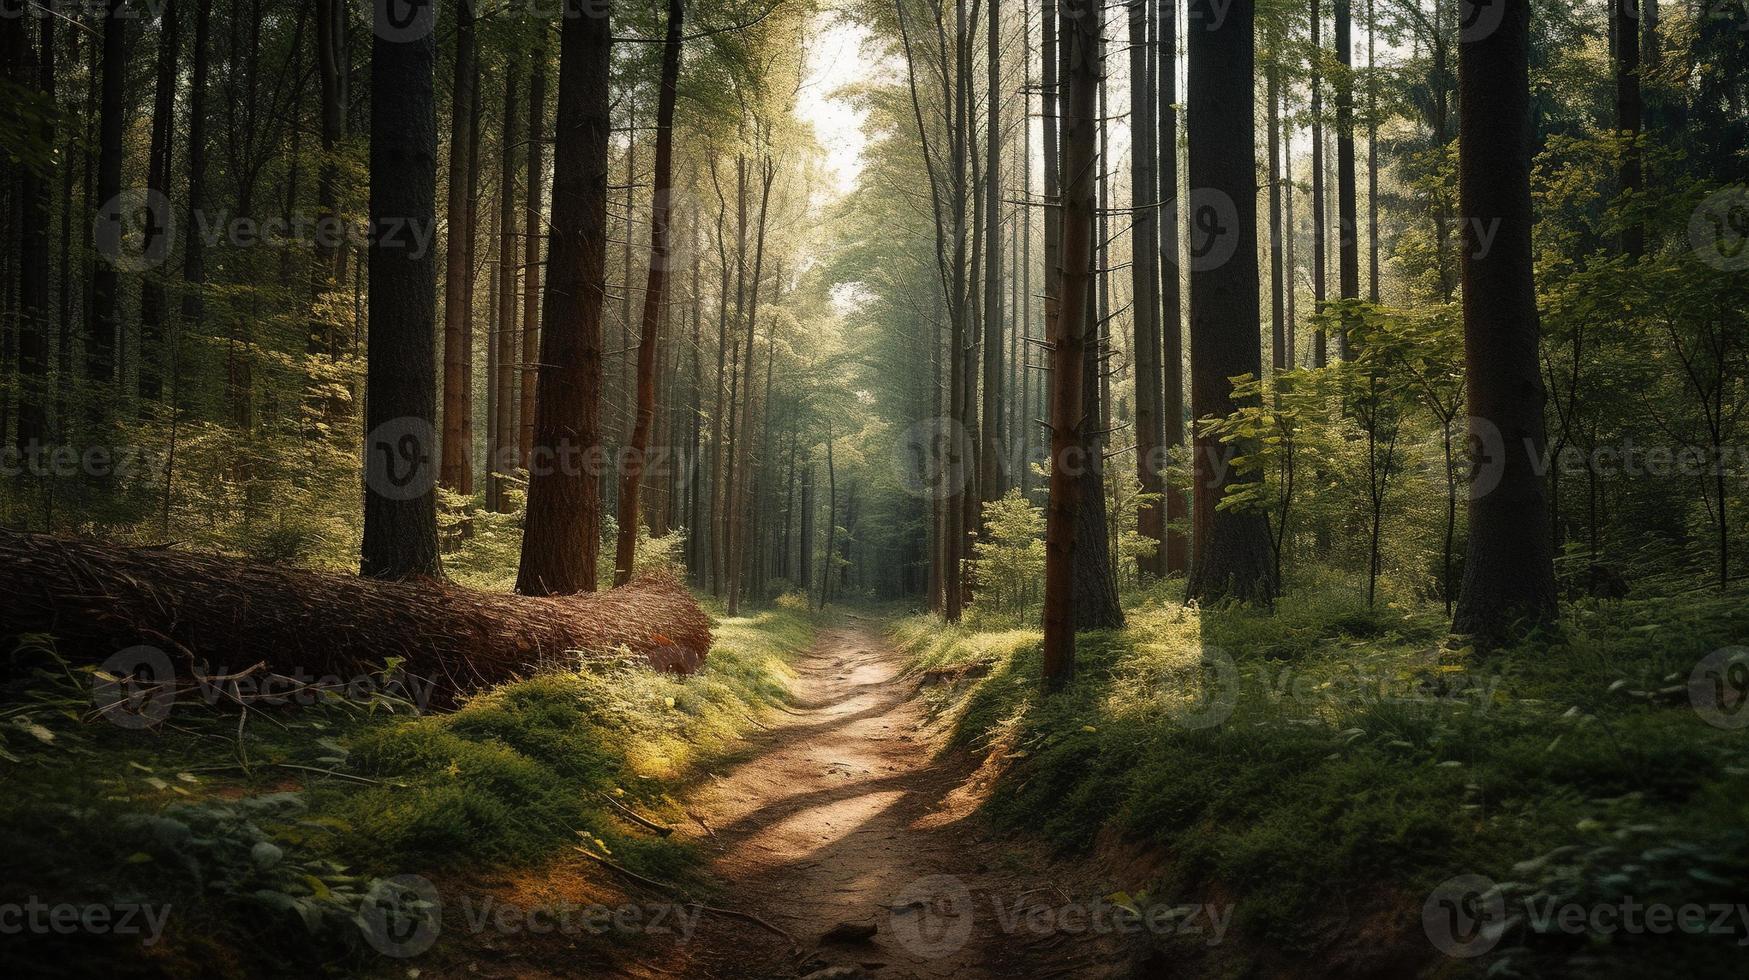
top-left (629, 615), bottom-right (1144, 980)
top-left (423, 615), bottom-right (1157, 980)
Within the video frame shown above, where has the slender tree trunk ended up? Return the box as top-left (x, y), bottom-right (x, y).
top-left (1073, 11), bottom-right (1122, 630)
top-left (1042, 0), bottom-right (1100, 690)
top-left (1268, 56), bottom-right (1286, 371)
top-left (493, 64), bottom-right (521, 512)
top-left (522, 43), bottom-right (547, 469)
top-left (1309, 0), bottom-right (1328, 366)
top-left (11, 6), bottom-right (50, 455)
top-left (1184, 0), bottom-right (1276, 604)
top-left (726, 156), bottom-right (775, 614)
top-left (1450, 0), bottom-right (1558, 646)
top-left (517, 0), bottom-right (612, 596)
top-left (980, 0), bottom-right (1004, 508)
top-left (87, 0), bottom-right (128, 403)
top-left (1365, 0), bottom-right (1379, 303)
top-left (1615, 0), bottom-right (1643, 259)
top-left (361, 0), bottom-right (442, 580)
top-left (441, 1), bottom-right (477, 494)
top-left (181, 0), bottom-right (212, 331)
top-left (614, 0), bottom-right (684, 586)
top-left (1160, 0), bottom-right (1189, 574)
top-left (1131, 0), bottom-right (1165, 578)
top-left (138, 0), bottom-right (180, 403)
top-left (1335, 0), bottom-right (1358, 357)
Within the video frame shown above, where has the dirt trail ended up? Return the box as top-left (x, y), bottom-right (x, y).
top-left (639, 615), bottom-right (1130, 980)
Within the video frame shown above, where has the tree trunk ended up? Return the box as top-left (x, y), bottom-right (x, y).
top-left (361, 0), bottom-right (442, 581)
top-left (1042, 0), bottom-right (1100, 690)
top-left (1615, 0), bottom-right (1643, 259)
top-left (1309, 0), bottom-right (1328, 366)
top-left (139, 0), bottom-right (180, 403)
top-left (614, 0), bottom-right (685, 586)
top-left (979, 0), bottom-right (1004, 509)
top-left (1160, 0), bottom-right (1188, 574)
top-left (1268, 58), bottom-right (1286, 371)
top-left (1450, 0), bottom-right (1559, 646)
top-left (87, 0), bottom-right (128, 401)
top-left (1131, 0), bottom-right (1165, 578)
top-left (1184, 0), bottom-right (1277, 604)
top-left (11, 6), bottom-right (50, 454)
top-left (493, 64), bottom-right (521, 513)
top-left (522, 44), bottom-right (548, 469)
top-left (1335, 0), bottom-right (1358, 358)
top-left (725, 156), bottom-right (775, 615)
top-left (517, 0), bottom-right (613, 596)
top-left (440, 1), bottom-right (477, 494)
top-left (181, 0), bottom-right (212, 330)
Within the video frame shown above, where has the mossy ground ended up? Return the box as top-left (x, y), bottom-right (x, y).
top-left (0, 604), bottom-right (812, 978)
top-left (893, 573), bottom-right (1749, 977)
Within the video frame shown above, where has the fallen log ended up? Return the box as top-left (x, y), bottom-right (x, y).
top-left (0, 532), bottom-right (712, 708)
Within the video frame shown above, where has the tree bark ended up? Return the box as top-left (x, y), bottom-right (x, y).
top-left (139, 0), bottom-right (180, 403)
top-left (1132, 0), bottom-right (1166, 579)
top-left (361, 0), bottom-right (442, 580)
top-left (1309, 0), bottom-right (1328, 366)
top-left (493, 64), bottom-right (522, 512)
top-left (1335, 0), bottom-right (1358, 358)
top-left (614, 0), bottom-right (685, 586)
top-left (87, 0), bottom-right (128, 400)
top-left (1184, 0), bottom-right (1277, 604)
top-left (522, 44), bottom-right (548, 469)
top-left (1450, 0), bottom-right (1559, 646)
top-left (440, 1), bottom-right (477, 495)
top-left (1042, 0), bottom-right (1100, 690)
top-left (1615, 0), bottom-right (1643, 259)
top-left (517, 0), bottom-right (613, 596)
top-left (1159, 0), bottom-right (1188, 574)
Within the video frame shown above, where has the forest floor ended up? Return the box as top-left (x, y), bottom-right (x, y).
top-left (430, 612), bottom-right (1147, 980)
top-left (612, 614), bottom-right (1143, 980)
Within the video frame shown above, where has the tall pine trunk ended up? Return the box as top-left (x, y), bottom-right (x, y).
top-left (1042, 0), bottom-right (1100, 690)
top-left (1160, 0), bottom-right (1188, 574)
top-left (517, 0), bottom-right (613, 596)
top-left (1131, 0), bottom-right (1166, 579)
top-left (1450, 0), bottom-right (1558, 646)
top-left (440, 1), bottom-right (477, 494)
top-left (493, 64), bottom-right (521, 513)
top-left (361, 0), bottom-right (442, 580)
top-left (614, 0), bottom-right (685, 586)
top-left (1184, 0), bottom-right (1276, 604)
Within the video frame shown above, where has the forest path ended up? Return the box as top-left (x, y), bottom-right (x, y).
top-left (630, 613), bottom-right (1130, 980)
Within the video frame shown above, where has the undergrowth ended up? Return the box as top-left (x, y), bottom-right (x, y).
top-left (894, 574), bottom-right (1749, 977)
top-left (0, 606), bottom-right (810, 978)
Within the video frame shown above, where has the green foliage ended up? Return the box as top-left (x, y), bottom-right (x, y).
top-left (896, 579), bottom-right (1749, 972)
top-left (0, 608), bottom-right (811, 974)
top-left (969, 489), bottom-right (1044, 622)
